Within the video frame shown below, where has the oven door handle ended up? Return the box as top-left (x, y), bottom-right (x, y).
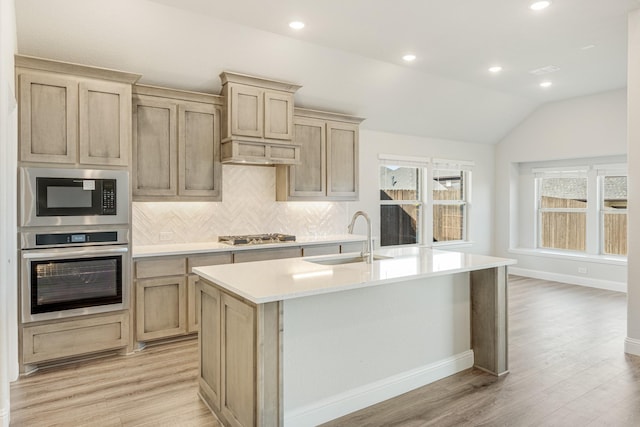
top-left (22, 246), bottom-right (129, 260)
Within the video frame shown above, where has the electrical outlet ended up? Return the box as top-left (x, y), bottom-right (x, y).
top-left (159, 231), bottom-right (174, 241)
top-left (578, 267), bottom-right (588, 274)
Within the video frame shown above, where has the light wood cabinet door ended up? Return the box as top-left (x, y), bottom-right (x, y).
top-left (289, 116), bottom-right (326, 198)
top-left (264, 90), bottom-right (294, 140)
top-left (220, 293), bottom-right (256, 427)
top-left (136, 276), bottom-right (187, 341)
top-left (79, 80), bottom-right (131, 166)
top-left (199, 282), bottom-right (222, 411)
top-left (178, 102), bottom-right (221, 199)
top-left (132, 96), bottom-right (177, 197)
top-left (188, 274), bottom-right (200, 334)
top-left (230, 84), bottom-right (263, 138)
top-left (327, 121), bottom-right (359, 199)
top-left (19, 72), bottom-right (78, 164)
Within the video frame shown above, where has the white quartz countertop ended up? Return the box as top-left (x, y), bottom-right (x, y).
top-left (132, 234), bottom-right (367, 258)
top-left (193, 246), bottom-right (517, 304)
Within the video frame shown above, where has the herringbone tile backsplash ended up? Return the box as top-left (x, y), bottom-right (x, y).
top-left (133, 165), bottom-right (350, 245)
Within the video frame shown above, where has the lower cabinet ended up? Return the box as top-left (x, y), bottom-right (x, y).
top-left (198, 280), bottom-right (280, 427)
top-left (134, 252), bottom-right (233, 342)
top-left (136, 276), bottom-right (187, 341)
top-left (22, 312), bottom-right (129, 365)
top-left (134, 242), bottom-right (362, 344)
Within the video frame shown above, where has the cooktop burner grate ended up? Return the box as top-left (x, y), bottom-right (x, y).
top-left (218, 233), bottom-right (296, 245)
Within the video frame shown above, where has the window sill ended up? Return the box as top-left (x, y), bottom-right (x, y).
top-left (508, 247), bottom-right (627, 266)
top-left (379, 241), bottom-right (474, 250)
top-left (432, 240), bottom-right (474, 249)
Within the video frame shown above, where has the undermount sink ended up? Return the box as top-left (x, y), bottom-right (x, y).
top-left (307, 254), bottom-right (393, 265)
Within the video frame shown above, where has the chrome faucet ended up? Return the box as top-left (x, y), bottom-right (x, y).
top-left (347, 211), bottom-right (373, 264)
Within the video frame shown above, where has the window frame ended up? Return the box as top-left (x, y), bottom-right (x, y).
top-left (378, 156), bottom-right (473, 248)
top-left (379, 165), bottom-right (423, 246)
top-left (535, 170), bottom-right (589, 253)
top-left (598, 171), bottom-right (628, 257)
top-left (533, 165), bottom-right (627, 258)
top-left (430, 168), bottom-right (470, 245)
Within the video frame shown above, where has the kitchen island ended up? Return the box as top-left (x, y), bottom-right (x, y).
top-left (193, 246), bottom-right (516, 427)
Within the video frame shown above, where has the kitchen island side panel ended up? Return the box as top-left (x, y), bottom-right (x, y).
top-left (282, 272), bottom-right (471, 416)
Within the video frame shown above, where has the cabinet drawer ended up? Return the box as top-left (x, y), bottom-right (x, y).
top-left (136, 257), bottom-right (186, 279)
top-left (341, 242), bottom-right (365, 254)
top-left (188, 253), bottom-right (232, 273)
top-left (23, 313), bottom-right (129, 364)
top-left (302, 244), bottom-right (341, 257)
top-left (233, 247), bottom-right (301, 263)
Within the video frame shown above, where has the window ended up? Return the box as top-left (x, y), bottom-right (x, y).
top-left (601, 174), bottom-right (627, 256)
top-left (534, 165), bottom-right (627, 256)
top-left (432, 169), bottom-right (468, 243)
top-left (379, 165), bottom-right (421, 246)
top-left (379, 156), bottom-right (472, 247)
top-left (537, 172), bottom-right (588, 251)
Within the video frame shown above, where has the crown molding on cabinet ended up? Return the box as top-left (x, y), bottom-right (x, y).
top-left (15, 54), bottom-right (142, 84)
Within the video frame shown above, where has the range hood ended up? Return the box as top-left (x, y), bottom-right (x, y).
top-left (220, 138), bottom-right (301, 165)
top-left (219, 71), bottom-right (301, 165)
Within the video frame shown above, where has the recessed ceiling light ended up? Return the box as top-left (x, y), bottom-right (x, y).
top-left (581, 44), bottom-right (596, 51)
top-left (489, 66), bottom-right (503, 73)
top-left (540, 81), bottom-right (552, 88)
top-left (402, 54), bottom-right (417, 62)
top-left (530, 1), bottom-right (551, 11)
top-left (289, 21), bottom-right (305, 30)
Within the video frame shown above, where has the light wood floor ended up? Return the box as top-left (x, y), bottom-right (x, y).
top-left (10, 276), bottom-right (640, 426)
top-left (10, 338), bottom-right (219, 427)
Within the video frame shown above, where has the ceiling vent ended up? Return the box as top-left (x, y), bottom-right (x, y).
top-left (529, 65), bottom-right (561, 75)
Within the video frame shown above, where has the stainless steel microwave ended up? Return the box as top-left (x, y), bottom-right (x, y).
top-left (20, 167), bottom-right (129, 227)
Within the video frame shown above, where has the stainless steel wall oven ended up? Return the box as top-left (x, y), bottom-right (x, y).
top-left (20, 228), bottom-right (130, 323)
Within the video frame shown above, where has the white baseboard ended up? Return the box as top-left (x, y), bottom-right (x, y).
top-left (509, 267), bottom-right (627, 293)
top-left (1, 408), bottom-right (8, 427)
top-left (284, 350), bottom-right (474, 427)
top-left (625, 337), bottom-right (640, 356)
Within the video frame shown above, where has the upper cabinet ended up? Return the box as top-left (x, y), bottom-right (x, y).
top-left (219, 72), bottom-right (301, 165)
top-left (132, 85), bottom-right (223, 201)
top-left (276, 108), bottom-right (364, 201)
top-left (16, 55), bottom-right (141, 167)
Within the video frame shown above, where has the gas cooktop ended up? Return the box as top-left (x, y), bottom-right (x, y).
top-left (218, 233), bottom-right (296, 245)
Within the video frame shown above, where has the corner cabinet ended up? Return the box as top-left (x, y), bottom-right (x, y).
top-left (16, 55), bottom-right (140, 167)
top-left (134, 252), bottom-right (233, 342)
top-left (276, 108), bottom-right (364, 201)
top-left (132, 85), bottom-right (223, 201)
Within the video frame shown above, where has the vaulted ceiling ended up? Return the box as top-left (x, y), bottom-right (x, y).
top-left (15, 0), bottom-right (639, 143)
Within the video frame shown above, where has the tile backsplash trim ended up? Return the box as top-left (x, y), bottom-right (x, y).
top-left (133, 165), bottom-right (349, 245)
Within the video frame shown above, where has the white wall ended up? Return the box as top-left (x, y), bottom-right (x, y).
top-left (283, 273), bottom-right (471, 426)
top-left (0, 0), bottom-right (18, 424)
top-left (133, 129), bottom-right (496, 256)
top-left (626, 10), bottom-right (640, 357)
top-left (353, 129), bottom-right (496, 256)
top-left (14, 0), bottom-right (536, 145)
top-left (495, 89), bottom-right (628, 290)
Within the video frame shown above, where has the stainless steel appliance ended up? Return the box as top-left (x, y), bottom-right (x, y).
top-left (20, 167), bottom-right (129, 227)
top-left (20, 228), bottom-right (130, 323)
top-left (218, 233), bottom-right (296, 245)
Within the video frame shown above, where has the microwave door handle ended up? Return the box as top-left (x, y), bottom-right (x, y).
top-left (23, 246), bottom-right (129, 260)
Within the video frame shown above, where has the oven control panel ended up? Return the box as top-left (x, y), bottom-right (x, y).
top-left (35, 231), bottom-right (119, 246)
